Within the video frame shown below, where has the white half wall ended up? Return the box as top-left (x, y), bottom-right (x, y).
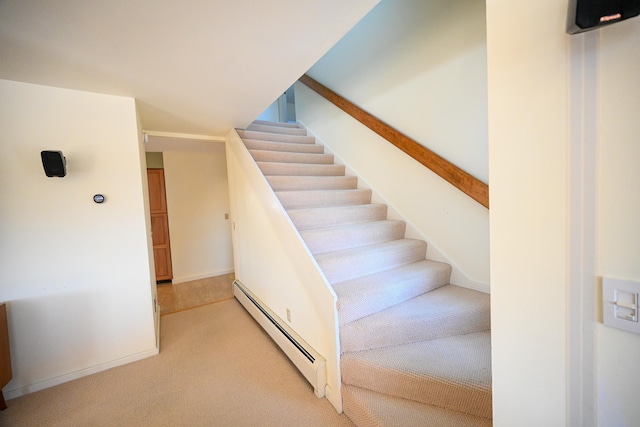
top-left (0, 79), bottom-right (157, 398)
top-left (226, 130), bottom-right (342, 411)
top-left (163, 145), bottom-right (234, 283)
top-left (297, 0), bottom-right (489, 290)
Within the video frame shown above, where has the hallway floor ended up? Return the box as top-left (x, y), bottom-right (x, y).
top-left (156, 273), bottom-right (235, 315)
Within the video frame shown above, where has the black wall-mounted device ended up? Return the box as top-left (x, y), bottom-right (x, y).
top-left (568, 0), bottom-right (640, 34)
top-left (40, 150), bottom-right (67, 178)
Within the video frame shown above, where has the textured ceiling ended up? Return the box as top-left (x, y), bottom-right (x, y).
top-left (0, 0), bottom-right (378, 137)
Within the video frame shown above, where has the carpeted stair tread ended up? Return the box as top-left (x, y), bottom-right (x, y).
top-left (340, 285), bottom-right (490, 353)
top-left (257, 162), bottom-right (345, 177)
top-left (276, 189), bottom-right (372, 210)
top-left (287, 204), bottom-right (389, 231)
top-left (342, 385), bottom-right (492, 427)
top-left (237, 129), bottom-right (316, 144)
top-left (243, 138), bottom-right (325, 154)
top-left (249, 149), bottom-right (334, 165)
top-left (251, 119), bottom-right (302, 128)
top-left (267, 175), bottom-right (358, 191)
top-left (334, 260), bottom-right (451, 326)
top-left (341, 331), bottom-right (492, 419)
top-left (316, 239), bottom-right (427, 284)
top-left (300, 220), bottom-right (406, 255)
top-left (247, 123), bottom-right (308, 135)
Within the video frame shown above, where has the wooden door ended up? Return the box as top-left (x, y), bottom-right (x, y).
top-left (147, 169), bottom-right (173, 282)
top-left (0, 303), bottom-right (11, 410)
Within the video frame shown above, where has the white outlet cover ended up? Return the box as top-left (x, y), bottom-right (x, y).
top-left (603, 277), bottom-right (640, 335)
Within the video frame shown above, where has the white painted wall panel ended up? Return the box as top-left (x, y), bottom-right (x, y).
top-left (163, 146), bottom-right (234, 283)
top-left (486, 1), bottom-right (570, 425)
top-left (0, 80), bottom-right (157, 397)
top-left (307, 0), bottom-right (488, 183)
top-left (225, 131), bottom-right (342, 411)
top-left (596, 17), bottom-right (640, 427)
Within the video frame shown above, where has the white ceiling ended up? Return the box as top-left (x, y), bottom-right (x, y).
top-left (0, 0), bottom-right (379, 137)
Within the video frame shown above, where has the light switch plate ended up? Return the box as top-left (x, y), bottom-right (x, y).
top-left (603, 277), bottom-right (640, 335)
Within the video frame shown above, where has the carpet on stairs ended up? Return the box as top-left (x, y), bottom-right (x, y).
top-left (237, 120), bottom-right (492, 426)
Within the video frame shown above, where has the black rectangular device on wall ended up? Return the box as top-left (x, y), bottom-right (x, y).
top-left (41, 150), bottom-right (66, 177)
top-left (568, 0), bottom-right (640, 34)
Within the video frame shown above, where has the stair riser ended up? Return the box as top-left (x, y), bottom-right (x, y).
top-left (341, 332), bottom-right (492, 419)
top-left (250, 149), bottom-right (334, 165)
top-left (244, 139), bottom-right (324, 154)
top-left (257, 162), bottom-right (345, 176)
top-left (237, 129), bottom-right (315, 144)
top-left (252, 119), bottom-right (301, 129)
top-left (342, 362), bottom-right (492, 419)
top-left (267, 176), bottom-right (357, 191)
top-left (341, 389), bottom-right (384, 427)
top-left (301, 221), bottom-right (406, 255)
top-left (342, 386), bottom-right (492, 427)
top-left (247, 123), bottom-right (307, 135)
top-left (277, 189), bottom-right (372, 210)
top-left (317, 240), bottom-right (427, 284)
top-left (335, 261), bottom-right (452, 326)
top-left (287, 204), bottom-right (389, 231)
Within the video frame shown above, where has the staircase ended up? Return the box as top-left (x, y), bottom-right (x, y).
top-left (237, 120), bottom-right (492, 426)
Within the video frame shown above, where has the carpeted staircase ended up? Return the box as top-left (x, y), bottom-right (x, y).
top-left (237, 120), bottom-right (492, 427)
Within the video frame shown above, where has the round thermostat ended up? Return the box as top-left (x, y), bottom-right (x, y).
top-left (93, 194), bottom-right (105, 204)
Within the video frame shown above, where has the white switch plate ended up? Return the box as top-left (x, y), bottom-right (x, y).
top-left (603, 277), bottom-right (640, 335)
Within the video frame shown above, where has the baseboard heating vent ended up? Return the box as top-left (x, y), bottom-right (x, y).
top-left (233, 280), bottom-right (327, 398)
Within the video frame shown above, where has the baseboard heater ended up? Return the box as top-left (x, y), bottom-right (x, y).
top-left (233, 280), bottom-right (326, 398)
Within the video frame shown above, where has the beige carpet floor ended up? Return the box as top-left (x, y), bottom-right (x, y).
top-left (0, 299), bottom-right (354, 427)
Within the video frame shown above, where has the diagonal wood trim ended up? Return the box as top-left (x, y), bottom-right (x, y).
top-left (298, 74), bottom-right (489, 209)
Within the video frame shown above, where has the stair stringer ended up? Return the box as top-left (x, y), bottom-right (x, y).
top-left (225, 129), bottom-right (345, 412)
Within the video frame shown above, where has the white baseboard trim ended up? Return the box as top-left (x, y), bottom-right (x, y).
top-left (4, 347), bottom-right (159, 400)
top-left (171, 268), bottom-right (235, 284)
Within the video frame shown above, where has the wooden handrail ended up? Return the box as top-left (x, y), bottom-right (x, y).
top-left (298, 74), bottom-right (489, 209)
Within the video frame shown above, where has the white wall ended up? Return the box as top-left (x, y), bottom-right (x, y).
top-left (596, 17), bottom-right (640, 427)
top-left (0, 80), bottom-right (157, 398)
top-left (163, 145), bottom-right (234, 283)
top-left (308, 0), bottom-right (488, 181)
top-left (226, 131), bottom-right (342, 411)
top-left (488, 2), bottom-right (640, 426)
top-left (297, 0), bottom-right (489, 290)
top-left (487, 1), bottom-right (571, 425)
top-left (257, 99), bottom-right (280, 122)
